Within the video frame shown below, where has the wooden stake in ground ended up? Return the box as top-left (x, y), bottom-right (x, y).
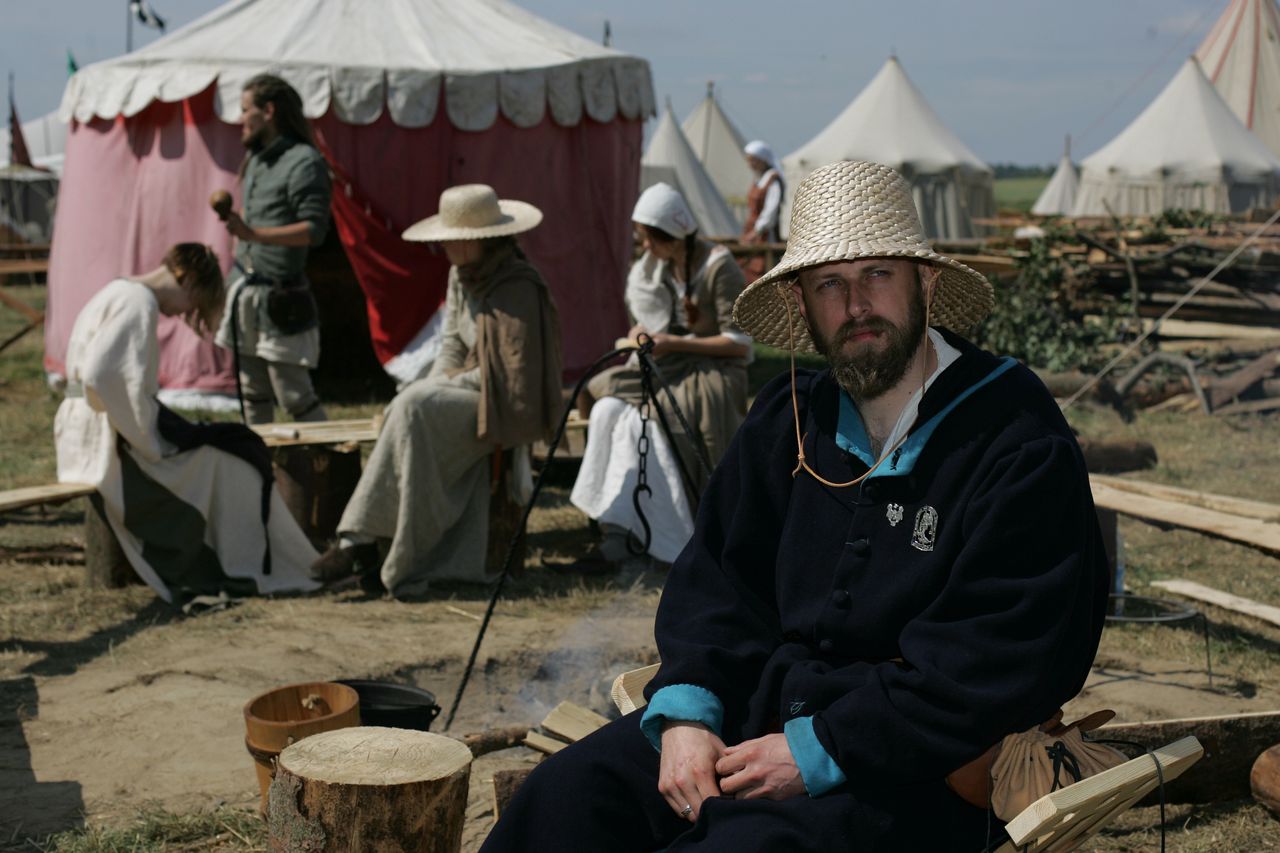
top-left (268, 726), bottom-right (472, 853)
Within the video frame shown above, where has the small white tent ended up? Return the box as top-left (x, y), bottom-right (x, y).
top-left (1031, 138), bottom-right (1079, 216)
top-left (1072, 57), bottom-right (1280, 216)
top-left (681, 83), bottom-right (752, 221)
top-left (0, 110), bottom-right (66, 174)
top-left (783, 56), bottom-right (995, 240)
top-left (1196, 0), bottom-right (1280, 157)
top-left (641, 103), bottom-right (739, 238)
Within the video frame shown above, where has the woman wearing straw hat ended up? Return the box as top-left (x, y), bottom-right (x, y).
top-left (482, 161), bottom-right (1107, 851)
top-left (311, 184), bottom-right (562, 597)
top-left (568, 182), bottom-right (751, 570)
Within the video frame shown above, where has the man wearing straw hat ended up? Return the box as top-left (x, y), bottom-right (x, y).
top-left (311, 184), bottom-right (562, 596)
top-left (482, 161), bottom-right (1108, 851)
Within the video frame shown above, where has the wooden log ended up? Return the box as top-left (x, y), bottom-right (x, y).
top-left (1076, 438), bottom-right (1157, 473)
top-left (1208, 350), bottom-right (1280, 409)
top-left (462, 726), bottom-right (530, 759)
top-left (84, 493), bottom-right (136, 589)
top-left (1251, 744), bottom-right (1280, 818)
top-left (1215, 396), bottom-right (1280, 416)
top-left (492, 767), bottom-right (536, 821)
top-left (1101, 711), bottom-right (1280, 804)
top-left (268, 726), bottom-right (472, 853)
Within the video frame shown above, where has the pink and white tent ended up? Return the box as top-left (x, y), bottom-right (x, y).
top-left (1196, 0), bottom-right (1280, 157)
top-left (48, 0), bottom-right (654, 391)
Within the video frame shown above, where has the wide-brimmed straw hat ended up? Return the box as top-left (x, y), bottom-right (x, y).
top-left (402, 184), bottom-right (542, 242)
top-left (732, 160), bottom-right (994, 352)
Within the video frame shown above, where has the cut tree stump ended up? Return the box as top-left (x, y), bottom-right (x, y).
top-left (1252, 744), bottom-right (1280, 818)
top-left (268, 726), bottom-right (472, 853)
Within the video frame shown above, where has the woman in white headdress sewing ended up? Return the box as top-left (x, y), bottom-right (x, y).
top-left (739, 139), bottom-right (786, 279)
top-left (570, 183), bottom-right (751, 568)
top-left (55, 243), bottom-right (320, 605)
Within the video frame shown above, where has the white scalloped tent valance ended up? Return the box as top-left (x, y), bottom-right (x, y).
top-left (59, 0), bottom-right (655, 131)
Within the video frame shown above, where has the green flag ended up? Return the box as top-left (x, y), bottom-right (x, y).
top-left (66, 50), bottom-right (78, 76)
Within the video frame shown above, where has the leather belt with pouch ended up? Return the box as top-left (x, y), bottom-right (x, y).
top-left (243, 271), bottom-right (318, 336)
top-left (945, 708), bottom-right (1122, 816)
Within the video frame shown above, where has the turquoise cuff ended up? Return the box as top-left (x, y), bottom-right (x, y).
top-left (784, 716), bottom-right (847, 796)
top-left (639, 684), bottom-right (724, 752)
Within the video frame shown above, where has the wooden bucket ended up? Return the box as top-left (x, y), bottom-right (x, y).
top-left (243, 681), bottom-right (360, 808)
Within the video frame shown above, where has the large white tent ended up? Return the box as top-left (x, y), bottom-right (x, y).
top-left (1196, 0), bottom-right (1280, 157)
top-left (783, 56), bottom-right (995, 240)
top-left (1072, 57), bottom-right (1280, 216)
top-left (641, 103), bottom-right (739, 239)
top-left (681, 83), bottom-right (752, 223)
top-left (48, 0), bottom-right (654, 390)
top-left (1031, 138), bottom-right (1079, 216)
top-left (0, 110), bottom-right (66, 174)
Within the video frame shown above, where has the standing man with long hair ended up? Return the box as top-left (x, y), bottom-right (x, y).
top-left (215, 73), bottom-right (332, 424)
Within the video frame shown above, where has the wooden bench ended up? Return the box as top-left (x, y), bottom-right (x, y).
top-left (608, 665), bottom-right (1204, 852)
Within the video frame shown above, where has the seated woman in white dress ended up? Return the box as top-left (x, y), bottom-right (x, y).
top-left (310, 185), bottom-right (563, 598)
top-left (55, 243), bottom-right (321, 605)
top-left (570, 183), bottom-right (752, 568)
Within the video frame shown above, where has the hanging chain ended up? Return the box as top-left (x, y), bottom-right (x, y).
top-left (627, 352), bottom-right (655, 555)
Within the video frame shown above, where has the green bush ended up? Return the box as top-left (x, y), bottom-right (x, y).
top-left (971, 239), bottom-right (1119, 372)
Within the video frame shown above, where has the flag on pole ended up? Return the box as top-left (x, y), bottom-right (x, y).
top-left (8, 75), bottom-right (35, 168)
top-left (130, 0), bottom-right (166, 32)
top-left (67, 49), bottom-right (79, 76)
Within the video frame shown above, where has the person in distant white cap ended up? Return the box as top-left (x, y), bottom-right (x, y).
top-left (739, 140), bottom-right (785, 279)
top-left (566, 182), bottom-right (752, 572)
top-left (311, 184), bottom-right (563, 597)
top-left (482, 161), bottom-right (1108, 851)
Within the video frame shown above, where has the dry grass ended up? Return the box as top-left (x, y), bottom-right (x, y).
top-left (7, 805), bottom-right (266, 852)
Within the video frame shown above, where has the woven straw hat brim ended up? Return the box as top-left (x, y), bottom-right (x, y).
top-left (401, 200), bottom-right (543, 242)
top-left (733, 247), bottom-right (994, 352)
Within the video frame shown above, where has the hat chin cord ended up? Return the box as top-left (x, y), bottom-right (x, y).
top-left (784, 285), bottom-right (933, 488)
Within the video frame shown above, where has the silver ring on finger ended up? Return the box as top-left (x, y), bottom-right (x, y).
top-left (680, 804), bottom-right (693, 818)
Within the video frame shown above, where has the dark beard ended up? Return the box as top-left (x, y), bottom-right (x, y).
top-left (812, 287), bottom-right (927, 400)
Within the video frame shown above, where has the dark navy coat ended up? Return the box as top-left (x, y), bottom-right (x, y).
top-left (641, 330), bottom-right (1110, 794)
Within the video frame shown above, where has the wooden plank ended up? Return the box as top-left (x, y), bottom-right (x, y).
top-left (1089, 479), bottom-right (1280, 556)
top-left (0, 482), bottom-right (95, 513)
top-left (0, 259), bottom-right (49, 276)
top-left (1000, 736), bottom-right (1203, 850)
top-left (252, 418), bottom-right (379, 447)
top-left (522, 731), bottom-right (567, 755)
top-left (540, 701), bottom-right (609, 743)
top-left (611, 663), bottom-right (660, 714)
top-left (1090, 475), bottom-right (1280, 522)
top-left (1100, 713), bottom-right (1280, 804)
top-left (1150, 580), bottom-right (1280, 629)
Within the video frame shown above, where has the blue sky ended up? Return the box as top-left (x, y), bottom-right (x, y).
top-left (3, 0), bottom-right (1225, 164)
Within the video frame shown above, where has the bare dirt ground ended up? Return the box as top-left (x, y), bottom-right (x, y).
top-left (3, 490), bottom-right (1280, 851)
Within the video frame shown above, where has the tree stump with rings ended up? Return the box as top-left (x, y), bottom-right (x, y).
top-left (267, 726), bottom-right (472, 852)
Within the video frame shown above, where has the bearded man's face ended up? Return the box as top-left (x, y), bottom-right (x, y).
top-left (792, 259), bottom-right (929, 400)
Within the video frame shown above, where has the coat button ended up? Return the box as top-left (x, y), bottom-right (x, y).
top-left (818, 639), bottom-right (834, 654)
top-left (831, 589), bottom-right (851, 608)
top-left (848, 538), bottom-right (871, 557)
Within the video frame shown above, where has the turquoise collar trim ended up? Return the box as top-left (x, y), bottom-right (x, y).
top-left (834, 357), bottom-right (1018, 480)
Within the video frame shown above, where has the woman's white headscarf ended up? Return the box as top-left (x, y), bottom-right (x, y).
top-left (632, 182), bottom-right (698, 239)
top-left (744, 140), bottom-right (782, 176)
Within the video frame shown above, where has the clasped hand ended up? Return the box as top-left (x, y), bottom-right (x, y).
top-left (659, 723), bottom-right (805, 823)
